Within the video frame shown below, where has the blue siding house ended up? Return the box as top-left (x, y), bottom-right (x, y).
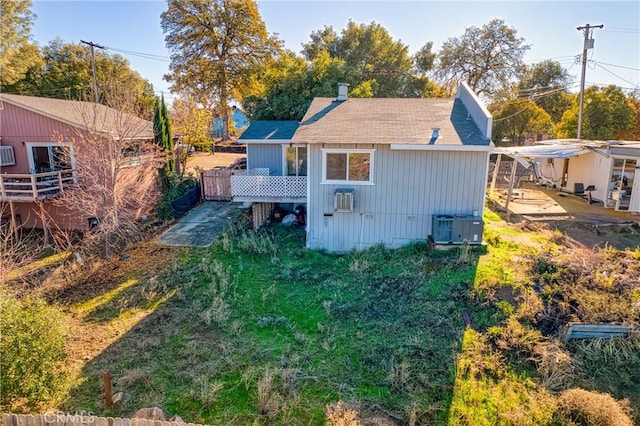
top-left (233, 82), bottom-right (493, 252)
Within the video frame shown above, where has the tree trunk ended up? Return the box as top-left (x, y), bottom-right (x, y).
top-left (220, 80), bottom-right (230, 141)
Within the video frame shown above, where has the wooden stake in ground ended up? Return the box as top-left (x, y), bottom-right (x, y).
top-left (103, 371), bottom-right (113, 409)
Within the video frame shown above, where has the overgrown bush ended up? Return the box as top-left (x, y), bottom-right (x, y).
top-left (0, 292), bottom-right (73, 412)
top-left (156, 174), bottom-right (198, 220)
top-left (555, 388), bottom-right (633, 426)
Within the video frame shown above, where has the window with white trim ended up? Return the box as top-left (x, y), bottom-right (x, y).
top-left (284, 146), bottom-right (307, 176)
top-left (27, 143), bottom-right (74, 173)
top-left (322, 149), bottom-right (374, 184)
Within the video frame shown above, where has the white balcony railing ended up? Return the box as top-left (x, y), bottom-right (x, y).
top-left (231, 169), bottom-right (306, 199)
top-left (0, 170), bottom-right (77, 201)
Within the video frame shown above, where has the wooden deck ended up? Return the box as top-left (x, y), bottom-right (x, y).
top-left (0, 170), bottom-right (76, 201)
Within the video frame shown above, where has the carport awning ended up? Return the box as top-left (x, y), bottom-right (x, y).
top-left (494, 145), bottom-right (591, 159)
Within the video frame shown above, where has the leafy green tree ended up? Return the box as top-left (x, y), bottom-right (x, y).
top-left (0, 292), bottom-right (72, 412)
top-left (492, 99), bottom-right (553, 145)
top-left (518, 60), bottom-right (573, 123)
top-left (302, 21), bottom-right (415, 97)
top-left (0, 0), bottom-right (43, 86)
top-left (435, 19), bottom-right (530, 97)
top-left (555, 85), bottom-right (638, 140)
top-left (161, 0), bottom-right (279, 141)
top-left (413, 41), bottom-right (436, 75)
top-left (170, 96), bottom-right (213, 171)
top-left (246, 23), bottom-right (445, 120)
top-left (3, 39), bottom-right (155, 118)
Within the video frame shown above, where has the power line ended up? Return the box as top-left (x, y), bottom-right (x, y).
top-left (592, 61), bottom-right (640, 72)
top-left (105, 46), bottom-right (171, 62)
top-left (595, 63), bottom-right (638, 88)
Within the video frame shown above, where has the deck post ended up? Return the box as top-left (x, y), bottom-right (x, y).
top-left (490, 153), bottom-right (501, 193)
top-left (57, 171), bottom-right (64, 193)
top-left (38, 201), bottom-right (50, 247)
top-left (30, 174), bottom-right (37, 199)
top-left (505, 157), bottom-right (518, 223)
top-left (8, 200), bottom-right (18, 240)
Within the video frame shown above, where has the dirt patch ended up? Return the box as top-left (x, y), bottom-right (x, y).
top-left (539, 220), bottom-right (640, 250)
top-left (185, 152), bottom-right (245, 175)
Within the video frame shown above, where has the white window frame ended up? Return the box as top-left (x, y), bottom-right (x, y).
top-left (25, 142), bottom-right (75, 174)
top-left (321, 148), bottom-right (375, 185)
top-left (282, 144), bottom-right (308, 177)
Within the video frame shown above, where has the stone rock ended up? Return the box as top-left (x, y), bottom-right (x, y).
top-left (132, 407), bottom-right (166, 421)
top-left (169, 416), bottom-right (185, 423)
top-left (112, 391), bottom-right (124, 405)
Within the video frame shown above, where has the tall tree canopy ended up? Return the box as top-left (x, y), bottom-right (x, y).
top-left (245, 22), bottom-right (443, 120)
top-left (491, 100), bottom-right (553, 145)
top-left (435, 19), bottom-right (530, 97)
top-left (555, 85), bottom-right (638, 140)
top-left (3, 39), bottom-right (155, 118)
top-left (0, 0), bottom-right (43, 86)
top-left (161, 0), bottom-right (279, 141)
top-left (302, 21), bottom-right (416, 97)
top-left (518, 60), bottom-right (573, 123)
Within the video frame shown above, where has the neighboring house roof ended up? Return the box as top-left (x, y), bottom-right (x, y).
top-left (238, 120), bottom-right (299, 142)
top-left (0, 93), bottom-right (153, 139)
top-left (292, 97), bottom-right (490, 146)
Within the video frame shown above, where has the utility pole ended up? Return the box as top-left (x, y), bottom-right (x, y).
top-left (80, 40), bottom-right (105, 103)
top-left (576, 23), bottom-right (603, 140)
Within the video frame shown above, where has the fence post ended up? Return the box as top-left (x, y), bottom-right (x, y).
top-left (103, 370), bottom-right (113, 409)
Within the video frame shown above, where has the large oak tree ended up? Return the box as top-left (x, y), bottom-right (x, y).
top-left (161, 0), bottom-right (278, 140)
top-left (435, 19), bottom-right (530, 97)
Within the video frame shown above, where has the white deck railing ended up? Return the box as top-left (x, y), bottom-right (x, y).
top-left (231, 169), bottom-right (306, 199)
top-left (0, 170), bottom-right (77, 201)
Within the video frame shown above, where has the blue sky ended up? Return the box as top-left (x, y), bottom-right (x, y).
top-left (31, 1), bottom-right (640, 101)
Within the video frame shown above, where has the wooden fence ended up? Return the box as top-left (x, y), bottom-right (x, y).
top-left (2, 414), bottom-right (205, 426)
top-left (200, 169), bottom-right (238, 201)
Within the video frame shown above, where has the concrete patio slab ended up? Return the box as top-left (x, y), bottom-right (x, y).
top-left (157, 202), bottom-right (246, 247)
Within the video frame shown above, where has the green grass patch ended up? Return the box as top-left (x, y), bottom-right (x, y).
top-left (64, 224), bottom-right (495, 424)
top-left (5, 251), bottom-right (71, 281)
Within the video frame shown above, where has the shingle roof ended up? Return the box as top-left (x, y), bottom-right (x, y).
top-left (291, 97), bottom-right (490, 146)
top-left (0, 93), bottom-right (153, 139)
top-left (238, 120), bottom-right (299, 142)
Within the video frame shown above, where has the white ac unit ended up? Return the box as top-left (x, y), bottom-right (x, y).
top-left (0, 146), bottom-right (16, 166)
top-left (334, 189), bottom-right (354, 212)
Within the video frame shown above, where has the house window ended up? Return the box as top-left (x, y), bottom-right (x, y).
top-left (121, 142), bottom-right (142, 168)
top-left (28, 143), bottom-right (73, 173)
top-left (284, 146), bottom-right (307, 176)
top-left (322, 149), bottom-right (374, 184)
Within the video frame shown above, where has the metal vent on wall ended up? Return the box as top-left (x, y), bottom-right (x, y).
top-left (0, 146), bottom-right (16, 166)
top-left (334, 189), bottom-right (354, 212)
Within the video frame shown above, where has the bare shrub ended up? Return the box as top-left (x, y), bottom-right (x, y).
top-left (325, 401), bottom-right (362, 426)
top-left (54, 87), bottom-right (161, 256)
top-left (190, 376), bottom-right (223, 408)
top-left (555, 388), bottom-right (633, 426)
top-left (534, 341), bottom-right (576, 392)
top-left (386, 359), bottom-right (411, 390)
top-left (257, 368), bottom-right (281, 417)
